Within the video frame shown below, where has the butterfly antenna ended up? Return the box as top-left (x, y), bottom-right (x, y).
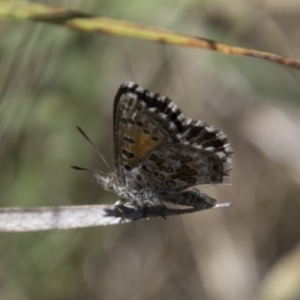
top-left (70, 165), bottom-right (106, 175)
top-left (75, 125), bottom-right (111, 171)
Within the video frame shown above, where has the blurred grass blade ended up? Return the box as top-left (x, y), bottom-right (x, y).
top-left (0, 1), bottom-right (300, 70)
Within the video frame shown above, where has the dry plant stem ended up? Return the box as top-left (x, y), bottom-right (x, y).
top-left (0, 1), bottom-right (299, 69)
top-left (0, 203), bottom-right (232, 232)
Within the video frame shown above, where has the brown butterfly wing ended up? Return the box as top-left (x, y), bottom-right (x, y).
top-left (113, 82), bottom-right (185, 185)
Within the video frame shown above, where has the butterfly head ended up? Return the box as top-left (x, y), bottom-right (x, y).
top-left (94, 172), bottom-right (116, 192)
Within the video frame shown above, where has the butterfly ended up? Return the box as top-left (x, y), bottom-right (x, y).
top-left (73, 82), bottom-right (233, 212)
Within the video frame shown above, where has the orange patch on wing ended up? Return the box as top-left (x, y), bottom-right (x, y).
top-left (125, 126), bottom-right (159, 162)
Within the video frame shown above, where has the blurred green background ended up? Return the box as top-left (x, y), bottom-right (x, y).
top-left (1, 1), bottom-right (300, 300)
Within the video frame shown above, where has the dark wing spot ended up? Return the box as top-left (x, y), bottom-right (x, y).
top-left (157, 100), bottom-right (167, 111)
top-left (123, 136), bottom-right (135, 144)
top-left (128, 119), bottom-right (135, 125)
top-left (185, 126), bottom-right (203, 140)
top-left (166, 181), bottom-right (176, 187)
top-left (143, 129), bottom-right (150, 134)
top-left (127, 97), bottom-right (134, 107)
top-left (169, 112), bottom-right (178, 121)
top-left (156, 158), bottom-right (165, 166)
top-left (176, 165), bottom-right (190, 173)
top-left (181, 156), bottom-right (193, 164)
top-left (196, 132), bottom-right (215, 144)
top-left (210, 174), bottom-right (222, 182)
top-left (136, 121), bottom-right (143, 127)
top-left (163, 106), bottom-right (171, 115)
top-left (141, 165), bottom-right (151, 173)
top-left (136, 174), bottom-right (142, 181)
top-left (145, 92), bottom-right (156, 106)
top-left (186, 177), bottom-right (197, 184)
top-left (120, 118), bottom-right (127, 124)
top-left (212, 163), bottom-right (222, 172)
top-left (208, 139), bottom-right (225, 148)
top-left (174, 119), bottom-right (184, 133)
top-left (187, 169), bottom-right (198, 176)
top-left (124, 164), bottom-right (131, 171)
top-left (122, 149), bottom-right (135, 159)
top-left (179, 174), bottom-right (187, 181)
top-left (149, 154), bottom-right (158, 162)
top-left (171, 173), bottom-right (180, 179)
top-left (171, 153), bottom-right (184, 160)
top-left (151, 136), bottom-right (159, 141)
top-left (164, 167), bottom-right (174, 173)
top-left (157, 174), bottom-right (165, 180)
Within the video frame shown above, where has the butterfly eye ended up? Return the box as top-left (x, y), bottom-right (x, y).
top-left (108, 177), bottom-right (114, 190)
top-left (108, 181), bottom-right (114, 190)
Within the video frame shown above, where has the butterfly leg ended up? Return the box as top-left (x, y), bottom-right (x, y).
top-left (114, 198), bottom-right (131, 223)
